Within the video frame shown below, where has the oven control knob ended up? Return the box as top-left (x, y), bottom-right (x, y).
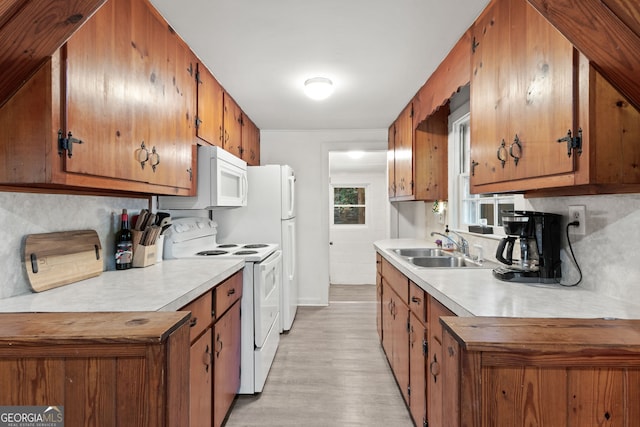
top-left (197, 221), bottom-right (205, 229)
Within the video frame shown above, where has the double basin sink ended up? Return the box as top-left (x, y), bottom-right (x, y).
top-left (392, 248), bottom-right (494, 269)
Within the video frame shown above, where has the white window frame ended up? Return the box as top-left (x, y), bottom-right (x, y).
top-left (448, 112), bottom-right (522, 235)
top-left (330, 184), bottom-right (369, 228)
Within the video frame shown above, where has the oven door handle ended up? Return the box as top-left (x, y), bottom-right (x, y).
top-left (259, 250), bottom-right (282, 272)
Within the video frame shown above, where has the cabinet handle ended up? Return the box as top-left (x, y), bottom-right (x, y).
top-left (227, 288), bottom-right (236, 296)
top-left (497, 139), bottom-right (508, 168)
top-left (430, 355), bottom-right (440, 383)
top-left (189, 317), bottom-right (197, 328)
top-left (136, 141), bottom-right (149, 169)
top-left (219, 126), bottom-right (224, 143)
top-left (471, 160), bottom-right (479, 176)
top-left (215, 333), bottom-right (223, 358)
top-left (149, 146), bottom-right (160, 172)
top-left (510, 134), bottom-right (522, 166)
top-left (203, 344), bottom-right (212, 373)
top-left (411, 296), bottom-right (421, 304)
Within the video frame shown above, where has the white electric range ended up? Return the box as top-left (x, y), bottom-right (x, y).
top-left (163, 217), bottom-right (281, 394)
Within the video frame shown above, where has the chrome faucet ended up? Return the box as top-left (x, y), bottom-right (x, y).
top-left (447, 229), bottom-right (470, 257)
top-left (430, 228), bottom-right (470, 257)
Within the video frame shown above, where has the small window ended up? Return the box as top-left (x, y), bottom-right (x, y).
top-left (333, 186), bottom-right (366, 225)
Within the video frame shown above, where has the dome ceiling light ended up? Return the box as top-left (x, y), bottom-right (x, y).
top-left (304, 77), bottom-right (334, 100)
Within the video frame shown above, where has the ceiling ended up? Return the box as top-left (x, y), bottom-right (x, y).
top-left (149, 0), bottom-right (489, 131)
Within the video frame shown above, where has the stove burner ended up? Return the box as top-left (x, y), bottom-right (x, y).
top-left (234, 250), bottom-right (258, 255)
top-left (243, 244), bottom-right (269, 249)
top-left (196, 250), bottom-right (229, 256)
top-left (217, 244), bottom-right (239, 248)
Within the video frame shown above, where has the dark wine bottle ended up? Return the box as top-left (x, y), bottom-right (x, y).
top-left (115, 209), bottom-right (133, 270)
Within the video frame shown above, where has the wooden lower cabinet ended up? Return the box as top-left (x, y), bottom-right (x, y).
top-left (380, 258), bottom-right (445, 427)
top-left (409, 311), bottom-right (427, 426)
top-left (181, 270), bottom-right (243, 427)
top-left (441, 317), bottom-right (640, 427)
top-left (213, 301), bottom-right (241, 427)
top-left (382, 279), bottom-right (410, 403)
top-left (190, 328), bottom-right (213, 426)
top-left (0, 312), bottom-right (190, 426)
top-left (427, 295), bottom-right (455, 427)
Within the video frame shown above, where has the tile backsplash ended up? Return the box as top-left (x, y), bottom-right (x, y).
top-left (0, 191), bottom-right (148, 298)
top-left (422, 193), bottom-right (640, 305)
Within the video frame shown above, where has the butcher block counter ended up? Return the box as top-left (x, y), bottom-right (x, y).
top-left (0, 311), bottom-right (192, 426)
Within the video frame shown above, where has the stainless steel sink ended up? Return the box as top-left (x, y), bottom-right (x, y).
top-left (392, 248), bottom-right (448, 257)
top-left (391, 247), bottom-right (495, 269)
top-left (408, 256), bottom-right (485, 268)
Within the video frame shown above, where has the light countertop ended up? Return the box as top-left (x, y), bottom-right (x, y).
top-left (375, 239), bottom-right (640, 319)
top-left (0, 258), bottom-right (244, 313)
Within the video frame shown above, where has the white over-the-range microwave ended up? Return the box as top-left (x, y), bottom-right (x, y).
top-left (158, 145), bottom-right (248, 209)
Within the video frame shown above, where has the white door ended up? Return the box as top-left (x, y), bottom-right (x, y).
top-left (328, 151), bottom-right (388, 285)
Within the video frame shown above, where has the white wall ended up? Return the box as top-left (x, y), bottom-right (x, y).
top-left (260, 129), bottom-right (388, 306)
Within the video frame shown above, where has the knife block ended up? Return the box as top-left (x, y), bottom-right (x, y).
top-left (132, 230), bottom-right (156, 268)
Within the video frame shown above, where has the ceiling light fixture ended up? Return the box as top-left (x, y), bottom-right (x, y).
top-left (304, 77), bottom-right (334, 100)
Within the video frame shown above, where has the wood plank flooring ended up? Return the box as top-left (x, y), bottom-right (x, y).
top-left (224, 285), bottom-right (413, 427)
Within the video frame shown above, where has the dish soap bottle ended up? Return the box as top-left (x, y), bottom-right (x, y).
top-left (115, 209), bottom-right (133, 270)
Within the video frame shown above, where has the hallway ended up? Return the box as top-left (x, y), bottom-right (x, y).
top-left (224, 285), bottom-right (413, 427)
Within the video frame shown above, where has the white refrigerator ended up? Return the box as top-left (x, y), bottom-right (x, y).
top-left (214, 165), bottom-right (298, 332)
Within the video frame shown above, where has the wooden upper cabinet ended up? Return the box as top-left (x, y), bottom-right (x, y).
top-left (241, 113), bottom-right (260, 166)
top-left (414, 104), bottom-right (449, 201)
top-left (389, 102), bottom-right (414, 201)
top-left (196, 63), bottom-right (225, 148)
top-left (470, 0), bottom-right (574, 189)
top-left (196, 63), bottom-right (260, 165)
top-left (0, 0), bottom-right (197, 195)
top-left (65, 0), bottom-right (196, 191)
top-left (470, 0), bottom-right (640, 196)
top-left (0, 0), bottom-right (107, 109)
top-left (223, 93), bottom-right (243, 158)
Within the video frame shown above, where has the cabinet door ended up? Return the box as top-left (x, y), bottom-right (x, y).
top-left (197, 63), bottom-right (224, 147)
top-left (409, 312), bottom-right (427, 427)
top-left (414, 105), bottom-right (449, 201)
top-left (470, 0), bottom-right (574, 188)
top-left (213, 301), bottom-right (241, 427)
top-left (381, 279), bottom-right (394, 358)
top-left (470, 0), bottom-right (512, 186)
top-left (241, 113), bottom-right (260, 165)
top-left (190, 328), bottom-right (213, 427)
top-left (64, 0), bottom-right (195, 190)
top-left (394, 102), bottom-right (414, 199)
top-left (428, 296), bottom-right (455, 427)
top-left (223, 93), bottom-right (243, 158)
top-left (376, 254), bottom-right (383, 341)
top-left (508, 0), bottom-right (574, 182)
top-left (392, 296), bottom-right (410, 404)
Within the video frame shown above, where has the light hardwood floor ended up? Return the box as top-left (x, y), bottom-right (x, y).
top-left (224, 284), bottom-right (413, 427)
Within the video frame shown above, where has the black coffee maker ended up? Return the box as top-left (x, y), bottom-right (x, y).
top-left (493, 210), bottom-right (562, 283)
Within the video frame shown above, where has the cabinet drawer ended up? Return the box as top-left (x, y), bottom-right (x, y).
top-left (214, 271), bottom-right (243, 319)
top-left (381, 258), bottom-right (409, 302)
top-left (181, 291), bottom-right (213, 342)
top-left (409, 281), bottom-right (427, 324)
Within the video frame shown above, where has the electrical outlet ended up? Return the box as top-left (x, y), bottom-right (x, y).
top-left (568, 205), bottom-right (586, 235)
